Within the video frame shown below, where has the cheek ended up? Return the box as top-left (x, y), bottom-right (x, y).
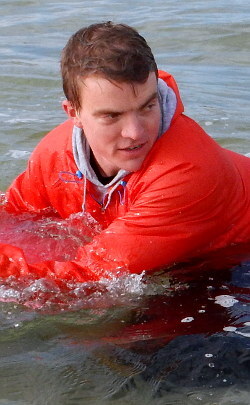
top-left (99, 126), bottom-right (121, 146)
top-left (81, 119), bottom-right (100, 143)
top-left (84, 125), bottom-right (118, 153)
top-left (154, 111), bottom-right (161, 134)
top-left (148, 118), bottom-right (160, 139)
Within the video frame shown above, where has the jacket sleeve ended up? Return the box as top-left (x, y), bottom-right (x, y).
top-left (78, 169), bottom-right (228, 274)
top-left (0, 242), bottom-right (126, 283)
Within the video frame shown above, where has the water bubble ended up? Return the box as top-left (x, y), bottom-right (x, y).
top-left (223, 326), bottom-right (237, 332)
top-left (214, 295), bottom-right (239, 308)
top-left (181, 316), bottom-right (194, 323)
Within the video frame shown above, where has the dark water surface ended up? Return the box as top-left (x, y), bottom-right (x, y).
top-left (0, 0), bottom-right (250, 403)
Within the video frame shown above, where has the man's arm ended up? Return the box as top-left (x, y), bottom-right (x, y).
top-left (0, 158), bottom-right (229, 283)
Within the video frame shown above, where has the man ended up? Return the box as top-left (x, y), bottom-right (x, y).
top-left (0, 22), bottom-right (250, 282)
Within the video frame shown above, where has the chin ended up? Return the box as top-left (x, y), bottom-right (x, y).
top-left (122, 160), bottom-right (144, 173)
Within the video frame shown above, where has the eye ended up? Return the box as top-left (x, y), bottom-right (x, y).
top-left (105, 112), bottom-right (120, 119)
top-left (142, 96), bottom-right (159, 112)
top-left (101, 111), bottom-right (121, 120)
top-left (143, 100), bottom-right (158, 113)
top-left (100, 112), bottom-right (121, 124)
top-left (146, 102), bottom-right (156, 109)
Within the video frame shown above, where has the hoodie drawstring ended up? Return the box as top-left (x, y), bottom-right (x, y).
top-left (117, 180), bottom-right (127, 206)
top-left (59, 170), bottom-right (83, 183)
top-left (102, 180), bottom-right (127, 210)
top-left (59, 171), bottom-right (127, 212)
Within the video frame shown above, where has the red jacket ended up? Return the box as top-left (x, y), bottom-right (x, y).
top-left (1, 71), bottom-right (250, 282)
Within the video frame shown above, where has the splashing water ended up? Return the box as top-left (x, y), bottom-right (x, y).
top-left (0, 208), bottom-right (101, 263)
top-left (0, 202), bottom-right (172, 311)
top-left (0, 193), bottom-right (249, 323)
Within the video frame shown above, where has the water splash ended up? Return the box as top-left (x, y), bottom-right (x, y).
top-left (0, 209), bottom-right (101, 263)
top-left (0, 203), bottom-right (173, 310)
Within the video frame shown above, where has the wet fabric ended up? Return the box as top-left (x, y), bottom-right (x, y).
top-left (1, 70), bottom-right (250, 282)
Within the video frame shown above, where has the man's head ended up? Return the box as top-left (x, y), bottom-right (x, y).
top-left (61, 21), bottom-right (158, 111)
top-left (61, 22), bottom-right (161, 177)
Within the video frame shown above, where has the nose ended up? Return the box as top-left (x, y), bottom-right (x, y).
top-left (121, 113), bottom-right (145, 140)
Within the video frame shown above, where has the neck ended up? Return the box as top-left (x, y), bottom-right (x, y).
top-left (90, 150), bottom-right (116, 184)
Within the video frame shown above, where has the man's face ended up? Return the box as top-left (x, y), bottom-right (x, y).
top-left (63, 72), bottom-right (161, 177)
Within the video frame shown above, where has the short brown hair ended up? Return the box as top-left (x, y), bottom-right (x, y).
top-left (61, 21), bottom-right (158, 111)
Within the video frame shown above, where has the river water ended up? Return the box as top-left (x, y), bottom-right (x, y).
top-left (0, 0), bottom-right (250, 404)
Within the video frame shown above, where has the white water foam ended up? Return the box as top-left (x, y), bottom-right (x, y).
top-left (5, 150), bottom-right (31, 159)
top-left (214, 295), bottom-right (239, 308)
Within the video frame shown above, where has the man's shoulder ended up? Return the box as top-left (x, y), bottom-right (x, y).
top-left (27, 120), bottom-right (75, 174)
top-left (33, 120), bottom-right (74, 155)
top-left (40, 119), bottom-right (74, 145)
top-left (128, 114), bottom-right (231, 198)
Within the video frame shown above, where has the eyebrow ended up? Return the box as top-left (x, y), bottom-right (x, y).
top-left (93, 91), bottom-right (158, 117)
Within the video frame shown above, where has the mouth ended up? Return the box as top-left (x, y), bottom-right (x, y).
top-left (120, 143), bottom-right (145, 152)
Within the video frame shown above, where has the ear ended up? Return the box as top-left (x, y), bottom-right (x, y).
top-left (62, 100), bottom-right (83, 128)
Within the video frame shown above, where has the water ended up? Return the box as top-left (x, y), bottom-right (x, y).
top-left (0, 0), bottom-right (250, 403)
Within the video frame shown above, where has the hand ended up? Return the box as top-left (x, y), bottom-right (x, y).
top-left (0, 243), bottom-right (27, 278)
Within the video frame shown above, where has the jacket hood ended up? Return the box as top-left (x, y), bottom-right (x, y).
top-left (158, 70), bottom-right (184, 122)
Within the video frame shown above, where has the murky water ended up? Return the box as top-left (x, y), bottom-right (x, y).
top-left (0, 0), bottom-right (250, 403)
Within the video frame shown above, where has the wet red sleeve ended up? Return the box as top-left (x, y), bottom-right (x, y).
top-left (0, 242), bottom-right (126, 283)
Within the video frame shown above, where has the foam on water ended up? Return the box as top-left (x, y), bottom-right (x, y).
top-left (214, 295), bottom-right (239, 308)
top-left (5, 150), bottom-right (31, 159)
top-left (0, 271), bottom-right (165, 313)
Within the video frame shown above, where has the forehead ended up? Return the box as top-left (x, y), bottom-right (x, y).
top-left (78, 72), bottom-right (158, 109)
